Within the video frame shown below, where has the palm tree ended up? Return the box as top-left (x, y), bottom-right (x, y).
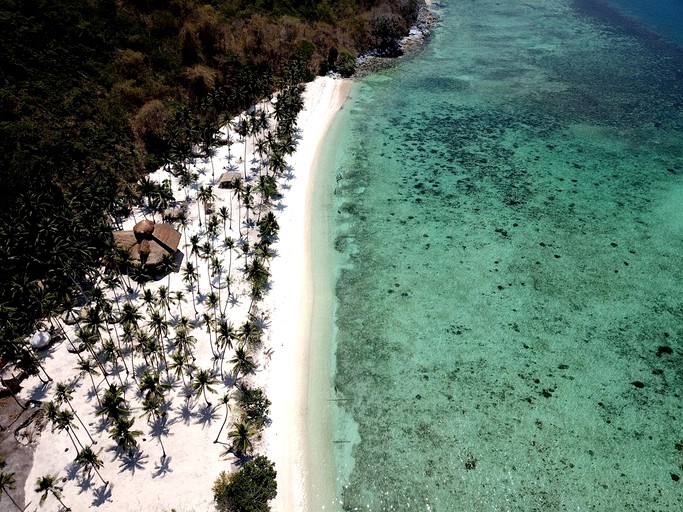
top-left (75, 445), bottom-right (108, 486)
top-left (201, 312), bottom-right (217, 358)
top-left (238, 319), bottom-right (263, 349)
top-left (148, 309), bottom-right (170, 377)
top-left (213, 393), bottom-right (231, 443)
top-left (157, 285), bottom-right (172, 320)
top-left (197, 186), bottom-right (215, 227)
top-left (76, 357), bottom-right (102, 406)
top-left (230, 345), bottom-right (257, 381)
top-left (0, 470), bottom-right (22, 511)
top-left (188, 236), bottom-right (202, 288)
top-left (35, 474), bottom-right (70, 511)
top-left (141, 288), bottom-right (157, 315)
top-left (217, 206), bottom-right (231, 234)
top-left (182, 261), bottom-right (199, 316)
top-left (76, 327), bottom-right (110, 387)
top-left (55, 409), bottom-right (84, 452)
top-left (138, 369), bottom-right (170, 402)
top-left (227, 420), bottom-right (257, 456)
top-left (191, 368), bottom-right (218, 408)
top-left (168, 351), bottom-right (191, 386)
top-left (54, 382), bottom-right (95, 444)
top-left (172, 290), bottom-right (186, 319)
top-left (176, 209), bottom-right (190, 252)
top-left (240, 184), bottom-right (255, 235)
top-left (111, 417), bottom-right (142, 456)
top-left (216, 320), bottom-right (236, 377)
top-left (96, 383), bottom-right (129, 426)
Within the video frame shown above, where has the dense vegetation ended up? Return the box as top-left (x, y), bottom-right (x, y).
top-left (0, 0), bottom-right (420, 342)
top-left (213, 456), bottom-right (277, 512)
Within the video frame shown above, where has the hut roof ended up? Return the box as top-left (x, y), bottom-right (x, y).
top-left (133, 219), bottom-right (155, 237)
top-left (218, 171), bottom-right (242, 188)
top-left (113, 222), bottom-right (181, 268)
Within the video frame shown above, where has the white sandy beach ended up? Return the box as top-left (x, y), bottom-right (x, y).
top-left (19, 76), bottom-right (351, 512)
top-left (265, 77), bottom-right (351, 512)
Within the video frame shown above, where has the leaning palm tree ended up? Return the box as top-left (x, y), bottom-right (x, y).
top-left (213, 393), bottom-right (231, 443)
top-left (0, 470), bottom-right (22, 511)
top-left (191, 368), bottom-right (218, 408)
top-left (54, 382), bottom-right (95, 444)
top-left (227, 420), bottom-right (257, 456)
top-left (75, 445), bottom-right (108, 486)
top-left (55, 409), bottom-right (84, 452)
top-left (35, 474), bottom-right (70, 511)
top-left (76, 358), bottom-right (103, 406)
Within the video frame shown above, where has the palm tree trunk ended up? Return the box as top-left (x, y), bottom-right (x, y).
top-left (88, 373), bottom-right (102, 407)
top-left (213, 406), bottom-right (229, 443)
top-left (2, 488), bottom-right (24, 512)
top-left (67, 402), bottom-right (96, 445)
top-left (0, 377), bottom-right (26, 410)
top-left (52, 491), bottom-right (70, 511)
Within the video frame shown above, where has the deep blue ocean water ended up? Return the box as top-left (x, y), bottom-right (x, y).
top-left (605, 0), bottom-right (683, 45)
top-left (318, 0), bottom-right (683, 510)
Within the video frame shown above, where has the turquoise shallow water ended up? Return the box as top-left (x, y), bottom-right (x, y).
top-left (322, 0), bottom-right (683, 510)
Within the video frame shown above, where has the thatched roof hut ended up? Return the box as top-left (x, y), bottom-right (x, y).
top-left (218, 171), bottom-right (242, 189)
top-left (113, 220), bottom-right (181, 269)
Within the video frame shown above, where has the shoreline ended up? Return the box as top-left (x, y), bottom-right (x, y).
top-left (265, 76), bottom-right (351, 512)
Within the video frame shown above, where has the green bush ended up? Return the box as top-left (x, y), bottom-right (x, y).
top-left (335, 48), bottom-right (356, 77)
top-left (213, 456), bottom-right (277, 512)
top-left (238, 386), bottom-right (272, 427)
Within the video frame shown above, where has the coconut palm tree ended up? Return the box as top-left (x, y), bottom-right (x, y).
top-left (191, 368), bottom-right (218, 408)
top-left (54, 382), bottom-right (95, 445)
top-left (197, 186), bottom-right (215, 227)
top-left (172, 290), bottom-right (186, 320)
top-left (75, 445), bottom-right (108, 486)
top-left (181, 261), bottom-right (199, 316)
top-left (238, 319), bottom-right (263, 349)
top-left (168, 351), bottom-right (191, 386)
top-left (230, 345), bottom-right (257, 381)
top-left (76, 358), bottom-right (102, 406)
top-left (138, 369), bottom-right (170, 402)
top-left (35, 474), bottom-right (70, 511)
top-left (213, 393), bottom-right (231, 443)
top-left (217, 206), bottom-right (231, 234)
top-left (96, 383), bottom-right (129, 426)
top-left (227, 420), bottom-right (257, 456)
top-left (0, 470), bottom-right (21, 511)
top-left (111, 417), bottom-right (142, 456)
top-left (141, 288), bottom-right (157, 315)
top-left (55, 409), bottom-right (84, 452)
top-left (147, 309), bottom-right (170, 377)
top-left (216, 320), bottom-right (236, 377)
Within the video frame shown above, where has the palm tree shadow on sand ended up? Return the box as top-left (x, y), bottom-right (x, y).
top-left (115, 448), bottom-right (148, 475)
top-left (194, 403), bottom-right (220, 427)
top-left (92, 483), bottom-right (113, 507)
top-left (152, 455), bottom-right (173, 478)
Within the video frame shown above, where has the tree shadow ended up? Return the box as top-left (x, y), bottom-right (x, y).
top-left (194, 404), bottom-right (219, 427)
top-left (152, 455), bottom-right (173, 478)
top-left (178, 399), bottom-right (194, 425)
top-left (221, 373), bottom-right (236, 388)
top-left (27, 381), bottom-right (50, 402)
top-left (117, 449), bottom-right (148, 474)
top-left (92, 483), bottom-right (113, 507)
